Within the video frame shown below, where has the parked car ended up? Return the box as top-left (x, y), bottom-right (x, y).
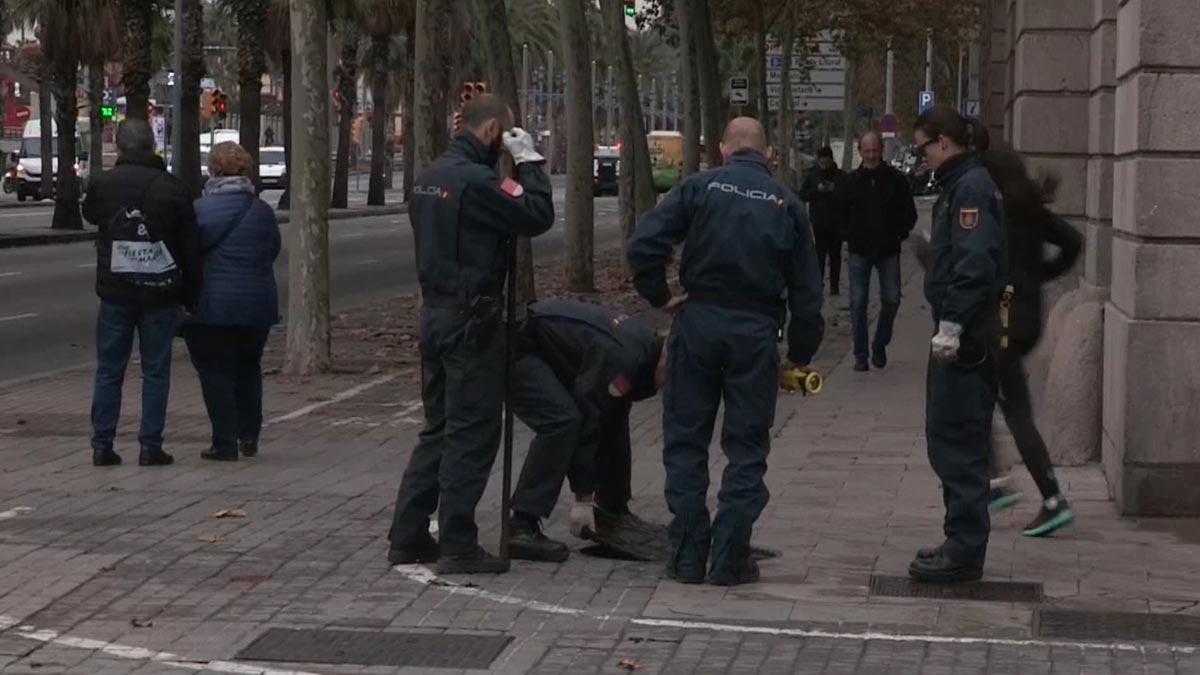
top-left (593, 146), bottom-right (619, 197)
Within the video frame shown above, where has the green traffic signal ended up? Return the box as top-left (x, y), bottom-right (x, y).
top-left (100, 106), bottom-right (116, 121)
top-left (624, 1), bottom-right (635, 17)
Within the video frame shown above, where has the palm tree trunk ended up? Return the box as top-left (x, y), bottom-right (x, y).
top-left (332, 27), bottom-right (358, 209)
top-left (690, 0), bottom-right (724, 168)
top-left (677, 0), bottom-right (700, 176)
top-left (601, 0), bottom-right (654, 235)
top-left (412, 0), bottom-right (452, 175)
top-left (178, 0), bottom-right (204, 198)
top-left (560, 0), bottom-right (594, 292)
top-left (87, 62), bottom-right (104, 180)
top-left (37, 77), bottom-right (53, 201)
top-left (279, 49), bottom-right (292, 210)
top-left (367, 35), bottom-right (389, 206)
top-left (285, 0), bottom-right (332, 376)
top-left (475, 0), bottom-right (534, 301)
top-left (236, 0), bottom-right (268, 185)
top-left (401, 33), bottom-right (415, 203)
top-left (51, 56), bottom-right (81, 231)
top-left (122, 0), bottom-right (153, 121)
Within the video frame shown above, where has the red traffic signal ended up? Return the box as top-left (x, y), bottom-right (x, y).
top-left (459, 81), bottom-right (490, 107)
top-left (212, 88), bottom-right (229, 121)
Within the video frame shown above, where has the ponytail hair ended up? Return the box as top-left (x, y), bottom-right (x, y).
top-left (914, 104), bottom-right (990, 153)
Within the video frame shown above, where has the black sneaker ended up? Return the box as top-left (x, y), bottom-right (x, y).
top-left (200, 448), bottom-right (239, 462)
top-left (854, 359), bottom-right (869, 372)
top-left (239, 439), bottom-right (258, 458)
top-left (1023, 497), bottom-right (1075, 537)
top-left (388, 533), bottom-right (439, 565)
top-left (437, 547), bottom-right (509, 575)
top-left (708, 559), bottom-right (761, 586)
top-left (138, 449), bottom-right (175, 466)
top-left (908, 551), bottom-right (982, 583)
top-left (871, 345), bottom-right (887, 369)
top-left (988, 484), bottom-right (1024, 514)
top-left (92, 449), bottom-right (122, 467)
top-left (665, 564), bottom-right (706, 585)
top-left (509, 515), bottom-right (569, 563)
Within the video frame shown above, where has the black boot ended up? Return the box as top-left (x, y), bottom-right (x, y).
top-left (437, 546), bottom-right (509, 575)
top-left (200, 448), bottom-right (239, 462)
top-left (388, 531), bottom-right (439, 565)
top-left (92, 448), bottom-right (122, 467)
top-left (908, 550), bottom-right (982, 583)
top-left (509, 514), bottom-right (569, 563)
top-left (138, 449), bottom-right (175, 466)
top-left (708, 558), bottom-right (761, 587)
top-left (239, 439), bottom-right (258, 458)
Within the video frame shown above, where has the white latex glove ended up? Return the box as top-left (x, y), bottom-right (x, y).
top-left (931, 321), bottom-right (963, 362)
top-left (569, 494), bottom-right (596, 539)
top-left (502, 127), bottom-right (544, 165)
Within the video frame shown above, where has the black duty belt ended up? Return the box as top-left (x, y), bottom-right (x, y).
top-left (687, 292), bottom-right (784, 322)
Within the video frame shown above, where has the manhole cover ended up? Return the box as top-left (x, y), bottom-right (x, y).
top-left (1037, 610), bottom-right (1200, 644)
top-left (236, 628), bottom-right (512, 668)
top-left (869, 575), bottom-right (1042, 603)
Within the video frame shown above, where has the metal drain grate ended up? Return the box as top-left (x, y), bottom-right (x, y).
top-left (1037, 610), bottom-right (1200, 644)
top-left (236, 628), bottom-right (512, 668)
top-left (869, 575), bottom-right (1043, 603)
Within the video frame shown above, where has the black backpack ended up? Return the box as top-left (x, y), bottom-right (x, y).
top-left (98, 175), bottom-right (181, 301)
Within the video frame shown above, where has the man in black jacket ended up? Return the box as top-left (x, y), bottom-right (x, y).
top-left (798, 147), bottom-right (846, 294)
top-left (84, 119), bottom-right (203, 468)
top-left (841, 131), bottom-right (918, 371)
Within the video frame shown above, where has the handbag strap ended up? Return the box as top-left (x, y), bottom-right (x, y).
top-left (203, 197), bottom-right (255, 254)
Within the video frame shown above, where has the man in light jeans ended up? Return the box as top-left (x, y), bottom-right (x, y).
top-left (840, 131), bottom-right (917, 371)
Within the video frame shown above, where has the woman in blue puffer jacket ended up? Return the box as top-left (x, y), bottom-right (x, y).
top-left (182, 142), bottom-right (281, 462)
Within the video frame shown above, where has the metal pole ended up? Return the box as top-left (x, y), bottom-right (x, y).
top-left (924, 29), bottom-right (933, 93)
top-left (500, 237), bottom-right (516, 564)
top-left (545, 49), bottom-right (554, 174)
top-left (591, 59), bottom-right (598, 145)
top-left (673, 73), bottom-right (679, 131)
top-left (606, 66), bottom-right (614, 145)
top-left (650, 77), bottom-right (658, 132)
top-left (885, 41), bottom-right (895, 161)
top-left (521, 44), bottom-right (530, 126)
top-left (968, 43), bottom-right (981, 103)
top-left (956, 45), bottom-right (965, 112)
top-left (170, 0), bottom-right (183, 174)
top-left (637, 73), bottom-right (643, 133)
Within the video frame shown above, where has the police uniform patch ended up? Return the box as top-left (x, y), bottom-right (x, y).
top-left (959, 207), bottom-right (979, 230)
top-left (501, 178), bottom-right (524, 198)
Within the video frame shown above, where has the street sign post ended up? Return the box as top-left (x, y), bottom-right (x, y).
top-left (918, 90), bottom-right (936, 115)
top-left (729, 76), bottom-right (749, 106)
top-left (881, 112), bottom-right (898, 139)
top-left (765, 31), bottom-right (846, 114)
top-left (963, 99), bottom-right (980, 118)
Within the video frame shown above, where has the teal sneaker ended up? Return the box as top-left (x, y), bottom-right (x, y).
top-left (1023, 497), bottom-right (1075, 537)
top-left (988, 485), bottom-right (1024, 514)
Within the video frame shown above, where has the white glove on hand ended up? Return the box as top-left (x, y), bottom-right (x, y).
top-left (502, 127), bottom-right (544, 165)
top-left (569, 494), bottom-right (596, 539)
top-left (931, 321), bottom-right (964, 362)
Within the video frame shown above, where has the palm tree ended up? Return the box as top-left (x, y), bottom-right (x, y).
top-left (79, 2), bottom-right (122, 181)
top-left (362, 0), bottom-right (410, 206)
top-left (266, 0), bottom-right (291, 208)
top-left (122, 0), bottom-right (155, 120)
top-left (559, 0), bottom-right (594, 292)
top-left (224, 0), bottom-right (269, 183)
top-left (177, 0), bottom-right (204, 197)
top-left (506, 0), bottom-right (558, 64)
top-left (330, 0), bottom-right (365, 209)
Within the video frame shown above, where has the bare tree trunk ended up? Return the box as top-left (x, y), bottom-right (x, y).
top-left (678, 1), bottom-right (700, 176)
top-left (285, 0), bottom-right (332, 375)
top-left (87, 62), bottom-right (104, 180)
top-left (38, 78), bottom-right (52, 201)
top-left (331, 26), bottom-right (358, 209)
top-left (51, 55), bottom-right (81, 230)
top-left (560, 0), bottom-right (594, 292)
top-left (840, 58), bottom-right (856, 170)
top-left (278, 49), bottom-right (293, 210)
top-left (690, 0), bottom-right (724, 167)
top-left (475, 0), bottom-right (536, 301)
top-left (178, 0), bottom-right (205, 199)
top-left (775, 22), bottom-right (795, 186)
top-left (367, 34), bottom-right (389, 206)
top-left (402, 32), bottom-right (415, 203)
top-left (413, 0), bottom-right (452, 177)
top-left (601, 0), bottom-right (654, 229)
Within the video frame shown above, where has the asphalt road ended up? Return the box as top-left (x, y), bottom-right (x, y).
top-left (0, 187), bottom-right (623, 384)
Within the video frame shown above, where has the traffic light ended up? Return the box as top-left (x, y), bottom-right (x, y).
top-left (213, 89), bottom-right (229, 122)
top-left (99, 106), bottom-right (116, 122)
top-left (454, 81), bottom-right (490, 133)
top-left (623, 0), bottom-right (636, 17)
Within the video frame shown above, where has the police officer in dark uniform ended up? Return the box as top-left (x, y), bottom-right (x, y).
top-left (909, 104), bottom-right (1006, 583)
top-left (387, 95), bottom-right (555, 575)
top-left (628, 117), bottom-right (825, 586)
top-left (506, 299), bottom-right (666, 562)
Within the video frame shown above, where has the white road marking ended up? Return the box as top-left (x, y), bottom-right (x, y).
top-left (0, 271), bottom-right (22, 277)
top-left (0, 313), bottom-right (36, 323)
top-left (355, 259), bottom-right (380, 266)
top-left (0, 506), bottom-right (33, 520)
top-left (264, 373), bottom-right (398, 425)
top-left (391, 567), bottom-right (1196, 655)
top-left (335, 232), bottom-right (366, 239)
top-left (77, 262), bottom-right (97, 268)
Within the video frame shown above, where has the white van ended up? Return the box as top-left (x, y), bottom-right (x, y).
top-left (14, 120), bottom-right (88, 201)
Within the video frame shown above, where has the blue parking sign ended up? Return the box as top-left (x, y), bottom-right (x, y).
top-left (918, 90), bottom-right (936, 115)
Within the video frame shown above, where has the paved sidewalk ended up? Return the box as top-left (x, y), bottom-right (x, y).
top-left (1, 248), bottom-right (1200, 674)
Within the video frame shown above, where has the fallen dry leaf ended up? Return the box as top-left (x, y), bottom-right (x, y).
top-left (130, 618), bottom-right (154, 628)
top-left (196, 535), bottom-right (225, 544)
top-left (617, 659), bottom-right (641, 671)
top-left (212, 509), bottom-right (247, 519)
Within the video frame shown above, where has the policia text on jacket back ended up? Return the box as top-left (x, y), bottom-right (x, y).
top-left (386, 95), bottom-right (554, 576)
top-left (628, 118), bottom-right (825, 587)
top-left (910, 105), bottom-right (1007, 584)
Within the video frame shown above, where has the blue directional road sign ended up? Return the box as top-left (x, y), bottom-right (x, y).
top-left (918, 90), bottom-right (936, 115)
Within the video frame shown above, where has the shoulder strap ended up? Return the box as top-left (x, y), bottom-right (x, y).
top-left (203, 198), bottom-right (256, 254)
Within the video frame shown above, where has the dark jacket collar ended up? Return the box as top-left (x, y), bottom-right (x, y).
top-left (728, 149), bottom-right (769, 172)
top-left (447, 132), bottom-right (499, 167)
top-left (115, 151), bottom-right (166, 170)
top-left (933, 152), bottom-right (978, 187)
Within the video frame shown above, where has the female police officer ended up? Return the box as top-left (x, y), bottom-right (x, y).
top-left (909, 105), bottom-right (1006, 583)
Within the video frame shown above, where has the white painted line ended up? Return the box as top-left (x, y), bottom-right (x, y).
top-left (0, 506), bottom-right (33, 520)
top-left (0, 271), bottom-right (22, 277)
top-left (354, 259), bottom-right (380, 266)
top-left (0, 313), bottom-right (36, 323)
top-left (264, 373), bottom-right (398, 425)
top-left (77, 262), bottom-right (97, 268)
top-left (392, 567), bottom-right (1196, 655)
top-left (391, 400), bottom-right (423, 419)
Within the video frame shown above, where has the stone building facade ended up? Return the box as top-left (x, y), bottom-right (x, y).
top-left (986, 0), bottom-right (1200, 515)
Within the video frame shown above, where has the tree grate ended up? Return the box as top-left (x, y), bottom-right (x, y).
top-left (236, 628), bottom-right (512, 669)
top-left (868, 575), bottom-right (1043, 603)
top-left (1037, 610), bottom-right (1200, 645)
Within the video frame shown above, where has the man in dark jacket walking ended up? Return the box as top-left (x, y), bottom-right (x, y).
top-left (83, 119), bottom-right (203, 467)
top-left (798, 146), bottom-right (846, 294)
top-left (841, 131), bottom-right (918, 371)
